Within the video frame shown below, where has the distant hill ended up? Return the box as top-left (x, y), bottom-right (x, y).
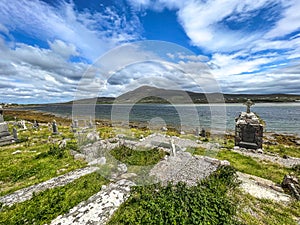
top-left (67, 86), bottom-right (300, 104)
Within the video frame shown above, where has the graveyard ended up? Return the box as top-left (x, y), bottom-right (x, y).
top-left (0, 106), bottom-right (299, 225)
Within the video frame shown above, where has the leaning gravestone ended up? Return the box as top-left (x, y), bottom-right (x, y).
top-left (235, 99), bottom-right (263, 149)
top-left (0, 106), bottom-right (15, 146)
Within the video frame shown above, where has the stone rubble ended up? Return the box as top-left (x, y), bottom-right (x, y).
top-left (50, 179), bottom-right (135, 225)
top-left (149, 151), bottom-right (229, 186)
top-left (0, 167), bottom-right (99, 207)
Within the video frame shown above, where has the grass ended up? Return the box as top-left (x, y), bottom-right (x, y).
top-left (110, 145), bottom-right (167, 166)
top-left (264, 144), bottom-right (300, 158)
top-left (108, 166), bottom-right (241, 225)
top-left (188, 147), bottom-right (294, 184)
top-left (0, 172), bottom-right (108, 225)
top-left (234, 189), bottom-right (300, 225)
top-left (0, 123), bottom-right (86, 196)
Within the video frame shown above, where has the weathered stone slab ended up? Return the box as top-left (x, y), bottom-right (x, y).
top-left (50, 179), bottom-right (135, 225)
top-left (0, 167), bottom-right (99, 207)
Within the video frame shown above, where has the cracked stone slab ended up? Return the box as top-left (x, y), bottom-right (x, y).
top-left (150, 151), bottom-right (229, 186)
top-left (50, 179), bottom-right (136, 225)
top-left (0, 167), bottom-right (99, 207)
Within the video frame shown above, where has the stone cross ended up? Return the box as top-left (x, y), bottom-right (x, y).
top-left (243, 99), bottom-right (255, 113)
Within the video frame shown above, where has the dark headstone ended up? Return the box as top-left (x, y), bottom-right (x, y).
top-left (200, 128), bottom-right (206, 137)
top-left (13, 128), bottom-right (18, 141)
top-left (235, 99), bottom-right (263, 150)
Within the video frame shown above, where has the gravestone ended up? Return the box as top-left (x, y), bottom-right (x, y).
top-left (33, 120), bottom-right (39, 129)
top-left (0, 106), bottom-right (15, 146)
top-left (73, 119), bottom-right (79, 128)
top-left (52, 120), bottom-right (59, 135)
top-left (195, 127), bottom-right (199, 137)
top-left (200, 128), bottom-right (206, 137)
top-left (20, 120), bottom-right (27, 130)
top-left (13, 128), bottom-right (18, 141)
top-left (235, 99), bottom-right (263, 149)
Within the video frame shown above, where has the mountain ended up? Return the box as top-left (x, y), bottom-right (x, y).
top-left (115, 86), bottom-right (300, 104)
top-left (65, 86), bottom-right (300, 104)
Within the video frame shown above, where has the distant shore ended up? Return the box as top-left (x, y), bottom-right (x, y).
top-left (3, 108), bottom-right (300, 139)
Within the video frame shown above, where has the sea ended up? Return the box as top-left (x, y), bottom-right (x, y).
top-left (19, 103), bottom-right (300, 135)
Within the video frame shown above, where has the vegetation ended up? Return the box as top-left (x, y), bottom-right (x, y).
top-left (0, 123), bottom-right (86, 196)
top-left (234, 190), bottom-right (300, 225)
top-left (0, 172), bottom-right (108, 225)
top-left (110, 145), bottom-right (167, 166)
top-left (108, 166), bottom-right (241, 225)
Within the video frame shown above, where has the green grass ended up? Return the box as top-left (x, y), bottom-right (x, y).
top-left (264, 144), bottom-right (300, 158)
top-left (110, 145), bottom-right (167, 166)
top-left (0, 172), bottom-right (108, 225)
top-left (108, 166), bottom-right (241, 225)
top-left (234, 189), bottom-right (300, 225)
top-left (0, 125), bottom-right (86, 196)
top-left (188, 147), bottom-right (294, 184)
top-left (216, 150), bottom-right (294, 184)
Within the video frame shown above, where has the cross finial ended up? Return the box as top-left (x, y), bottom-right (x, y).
top-left (243, 99), bottom-right (254, 113)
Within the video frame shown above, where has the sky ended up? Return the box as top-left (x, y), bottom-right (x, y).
top-left (0, 0), bottom-right (300, 103)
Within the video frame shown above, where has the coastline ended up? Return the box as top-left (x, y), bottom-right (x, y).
top-left (3, 108), bottom-right (300, 139)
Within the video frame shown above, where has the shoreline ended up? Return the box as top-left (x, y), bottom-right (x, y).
top-left (3, 108), bottom-right (300, 138)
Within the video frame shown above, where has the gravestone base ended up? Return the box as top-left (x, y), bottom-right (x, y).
top-left (235, 112), bottom-right (263, 150)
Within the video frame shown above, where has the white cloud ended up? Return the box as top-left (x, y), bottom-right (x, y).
top-left (265, 0), bottom-right (300, 38)
top-left (0, 0), bottom-right (142, 60)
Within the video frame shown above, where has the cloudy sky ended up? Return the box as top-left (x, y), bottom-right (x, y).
top-left (0, 0), bottom-right (300, 103)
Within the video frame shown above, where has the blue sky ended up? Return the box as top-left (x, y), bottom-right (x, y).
top-left (0, 0), bottom-right (300, 103)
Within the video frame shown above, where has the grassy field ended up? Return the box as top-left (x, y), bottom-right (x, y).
top-left (0, 123), bottom-right (86, 196)
top-left (1, 109), bottom-right (300, 224)
top-left (0, 172), bottom-right (108, 225)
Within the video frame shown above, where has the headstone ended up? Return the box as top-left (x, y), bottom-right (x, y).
top-left (73, 119), bottom-right (79, 128)
top-left (33, 120), bottom-right (39, 129)
top-left (52, 120), bottom-right (59, 135)
top-left (195, 127), bottom-right (199, 137)
top-left (20, 120), bottom-right (27, 130)
top-left (0, 106), bottom-right (15, 146)
top-left (88, 118), bottom-right (93, 129)
top-left (13, 128), bottom-right (18, 141)
top-left (200, 128), bottom-right (206, 137)
top-left (235, 99), bottom-right (263, 149)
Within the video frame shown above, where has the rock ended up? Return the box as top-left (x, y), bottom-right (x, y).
top-left (117, 163), bottom-right (127, 173)
top-left (120, 173), bottom-right (137, 179)
top-left (282, 174), bottom-right (300, 200)
top-left (180, 131), bottom-right (185, 135)
top-left (220, 160), bottom-right (230, 166)
top-left (257, 149), bottom-right (263, 154)
top-left (86, 132), bottom-right (99, 142)
top-left (74, 154), bottom-right (86, 160)
top-left (233, 146), bottom-right (240, 150)
top-left (88, 157), bottom-right (106, 166)
top-left (12, 150), bottom-right (22, 155)
top-left (161, 127), bottom-right (168, 131)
